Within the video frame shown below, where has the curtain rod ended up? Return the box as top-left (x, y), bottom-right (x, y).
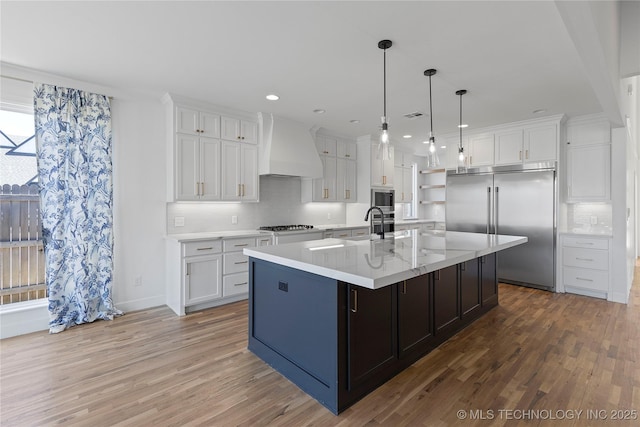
top-left (1, 74), bottom-right (114, 100)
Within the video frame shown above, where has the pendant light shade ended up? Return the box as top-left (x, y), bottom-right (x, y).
top-left (456, 89), bottom-right (467, 173)
top-left (377, 39), bottom-right (392, 160)
top-left (424, 68), bottom-right (440, 168)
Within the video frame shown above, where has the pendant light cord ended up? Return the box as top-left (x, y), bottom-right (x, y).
top-left (429, 75), bottom-right (433, 134)
top-left (459, 92), bottom-right (462, 148)
top-left (383, 48), bottom-right (387, 118)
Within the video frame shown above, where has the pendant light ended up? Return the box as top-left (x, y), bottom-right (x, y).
top-left (377, 39), bottom-right (392, 160)
top-left (424, 68), bottom-right (439, 168)
top-left (456, 89), bottom-right (467, 173)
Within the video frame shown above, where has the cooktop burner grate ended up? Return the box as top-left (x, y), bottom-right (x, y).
top-left (259, 225), bottom-right (315, 232)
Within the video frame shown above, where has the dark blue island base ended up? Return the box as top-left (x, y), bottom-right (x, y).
top-left (248, 253), bottom-right (498, 414)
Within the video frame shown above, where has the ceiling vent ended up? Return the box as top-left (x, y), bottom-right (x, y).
top-left (403, 111), bottom-right (425, 119)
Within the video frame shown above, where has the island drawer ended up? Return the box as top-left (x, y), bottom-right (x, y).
top-left (563, 236), bottom-right (608, 250)
top-left (183, 240), bottom-right (222, 257)
top-left (223, 237), bottom-right (256, 252)
top-left (562, 247), bottom-right (608, 270)
top-left (224, 252), bottom-right (249, 274)
top-left (223, 272), bottom-right (249, 296)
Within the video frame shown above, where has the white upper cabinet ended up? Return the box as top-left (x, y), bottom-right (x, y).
top-left (494, 124), bottom-right (557, 165)
top-left (567, 144), bottom-right (610, 201)
top-left (176, 106), bottom-right (220, 138)
top-left (468, 133), bottom-right (494, 167)
top-left (337, 140), bottom-right (357, 160)
top-left (371, 144), bottom-right (394, 187)
top-left (221, 141), bottom-right (258, 201)
top-left (566, 117), bottom-right (610, 146)
top-left (494, 129), bottom-right (523, 165)
top-left (315, 135), bottom-right (338, 157)
top-left (221, 116), bottom-right (258, 144)
top-left (524, 124), bottom-right (557, 162)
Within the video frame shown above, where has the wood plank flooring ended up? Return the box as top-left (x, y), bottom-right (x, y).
top-left (2, 263), bottom-right (640, 426)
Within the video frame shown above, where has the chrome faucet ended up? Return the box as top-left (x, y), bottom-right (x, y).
top-left (364, 206), bottom-right (385, 239)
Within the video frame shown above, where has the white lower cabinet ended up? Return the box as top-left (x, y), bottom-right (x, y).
top-left (322, 227), bottom-right (368, 239)
top-left (562, 235), bottom-right (610, 299)
top-left (167, 234), bottom-right (271, 316)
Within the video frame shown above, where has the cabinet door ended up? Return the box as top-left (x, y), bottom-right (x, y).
top-left (481, 253), bottom-right (497, 306)
top-left (371, 144), bottom-right (394, 187)
top-left (468, 134), bottom-right (494, 167)
top-left (221, 116), bottom-right (241, 141)
top-left (199, 112), bottom-right (221, 138)
top-left (567, 144), bottom-right (611, 201)
top-left (240, 144), bottom-right (258, 201)
top-left (460, 260), bottom-right (481, 319)
top-left (403, 167), bottom-right (413, 203)
top-left (494, 129), bottom-right (523, 165)
top-left (398, 276), bottom-right (432, 357)
top-left (382, 147), bottom-right (395, 187)
top-left (525, 124), bottom-right (556, 162)
top-left (347, 284), bottom-right (397, 390)
top-left (394, 166), bottom-right (404, 201)
top-left (176, 107), bottom-right (200, 135)
top-left (324, 156), bottom-right (337, 201)
top-left (240, 120), bottom-right (258, 144)
top-left (433, 265), bottom-right (459, 334)
top-left (185, 254), bottom-right (222, 305)
top-left (339, 141), bottom-right (357, 160)
top-left (337, 158), bottom-right (347, 202)
top-left (176, 134), bottom-right (200, 200)
top-left (221, 141), bottom-right (242, 200)
top-left (344, 159), bottom-right (356, 202)
top-left (200, 137), bottom-right (221, 200)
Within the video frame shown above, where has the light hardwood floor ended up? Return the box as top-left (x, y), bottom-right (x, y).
top-left (2, 263), bottom-right (639, 426)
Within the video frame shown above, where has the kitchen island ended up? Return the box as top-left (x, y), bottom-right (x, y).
top-left (243, 230), bottom-right (527, 414)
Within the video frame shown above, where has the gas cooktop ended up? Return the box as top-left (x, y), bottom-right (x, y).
top-left (259, 225), bottom-right (315, 232)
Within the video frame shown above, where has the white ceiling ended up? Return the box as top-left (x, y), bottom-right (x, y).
top-left (1, 1), bottom-right (606, 153)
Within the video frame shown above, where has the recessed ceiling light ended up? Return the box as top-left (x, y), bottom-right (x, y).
top-left (349, 119), bottom-right (360, 124)
top-left (266, 94), bottom-right (279, 101)
top-left (458, 124), bottom-right (469, 128)
top-left (440, 145), bottom-right (447, 149)
top-left (403, 135), bottom-right (412, 139)
top-left (532, 109), bottom-right (546, 114)
top-left (313, 109), bottom-right (326, 114)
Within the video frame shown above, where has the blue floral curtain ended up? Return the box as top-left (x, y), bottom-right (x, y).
top-left (33, 83), bottom-right (122, 333)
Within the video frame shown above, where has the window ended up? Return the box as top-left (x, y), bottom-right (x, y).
top-left (0, 102), bottom-right (46, 304)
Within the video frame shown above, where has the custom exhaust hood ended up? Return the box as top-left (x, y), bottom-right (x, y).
top-left (258, 113), bottom-right (323, 178)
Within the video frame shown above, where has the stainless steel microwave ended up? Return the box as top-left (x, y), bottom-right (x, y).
top-left (371, 189), bottom-right (394, 208)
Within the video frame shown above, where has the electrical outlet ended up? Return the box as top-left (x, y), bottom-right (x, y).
top-left (134, 276), bottom-right (143, 287)
top-left (174, 216), bottom-right (185, 227)
top-left (231, 215), bottom-right (238, 224)
top-left (327, 212), bottom-right (331, 220)
top-left (590, 216), bottom-right (598, 225)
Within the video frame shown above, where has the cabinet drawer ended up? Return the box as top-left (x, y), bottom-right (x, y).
top-left (224, 252), bottom-right (249, 274)
top-left (184, 240), bottom-right (222, 257)
top-left (223, 272), bottom-right (249, 296)
top-left (563, 266), bottom-right (608, 292)
top-left (223, 237), bottom-right (255, 252)
top-left (255, 236), bottom-right (273, 247)
top-left (351, 228), bottom-right (368, 237)
top-left (563, 236), bottom-right (608, 250)
top-left (562, 247), bottom-right (608, 270)
top-left (334, 230), bottom-right (352, 239)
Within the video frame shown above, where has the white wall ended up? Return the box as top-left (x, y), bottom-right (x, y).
top-left (0, 63), bottom-right (168, 337)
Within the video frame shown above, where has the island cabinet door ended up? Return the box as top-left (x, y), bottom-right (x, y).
top-left (397, 275), bottom-right (433, 358)
top-left (433, 265), bottom-right (460, 335)
top-left (347, 284), bottom-right (397, 391)
top-left (460, 260), bottom-right (481, 319)
top-left (480, 253), bottom-right (498, 306)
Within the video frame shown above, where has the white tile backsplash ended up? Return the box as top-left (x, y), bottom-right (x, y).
top-left (566, 203), bottom-right (613, 233)
top-left (166, 176), bottom-right (347, 234)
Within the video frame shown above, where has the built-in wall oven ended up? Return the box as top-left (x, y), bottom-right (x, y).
top-left (370, 189), bottom-right (395, 235)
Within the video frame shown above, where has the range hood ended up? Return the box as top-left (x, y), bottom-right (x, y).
top-left (258, 113), bottom-right (323, 178)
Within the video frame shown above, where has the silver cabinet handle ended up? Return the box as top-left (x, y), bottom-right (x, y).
top-left (486, 187), bottom-right (491, 234)
top-left (234, 243), bottom-right (249, 247)
top-left (237, 184), bottom-right (241, 197)
top-left (494, 186), bottom-right (499, 235)
top-left (197, 247), bottom-right (213, 251)
top-left (234, 260), bottom-right (248, 264)
top-left (576, 277), bottom-right (593, 282)
top-left (234, 282), bottom-right (248, 286)
top-left (577, 242), bottom-right (594, 245)
top-left (576, 257), bottom-right (594, 262)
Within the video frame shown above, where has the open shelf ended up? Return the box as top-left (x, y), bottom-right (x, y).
top-left (419, 168), bottom-right (446, 174)
top-left (419, 200), bottom-right (446, 205)
top-left (420, 184), bottom-right (446, 190)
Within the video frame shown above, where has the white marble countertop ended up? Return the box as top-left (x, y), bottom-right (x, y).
top-left (244, 230), bottom-right (527, 289)
top-left (166, 229), bottom-right (272, 242)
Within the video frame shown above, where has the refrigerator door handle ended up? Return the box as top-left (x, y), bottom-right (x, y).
top-left (487, 187), bottom-right (491, 234)
top-left (494, 186), bottom-right (499, 235)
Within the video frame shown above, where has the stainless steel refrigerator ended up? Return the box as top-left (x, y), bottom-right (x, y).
top-left (446, 164), bottom-right (556, 291)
